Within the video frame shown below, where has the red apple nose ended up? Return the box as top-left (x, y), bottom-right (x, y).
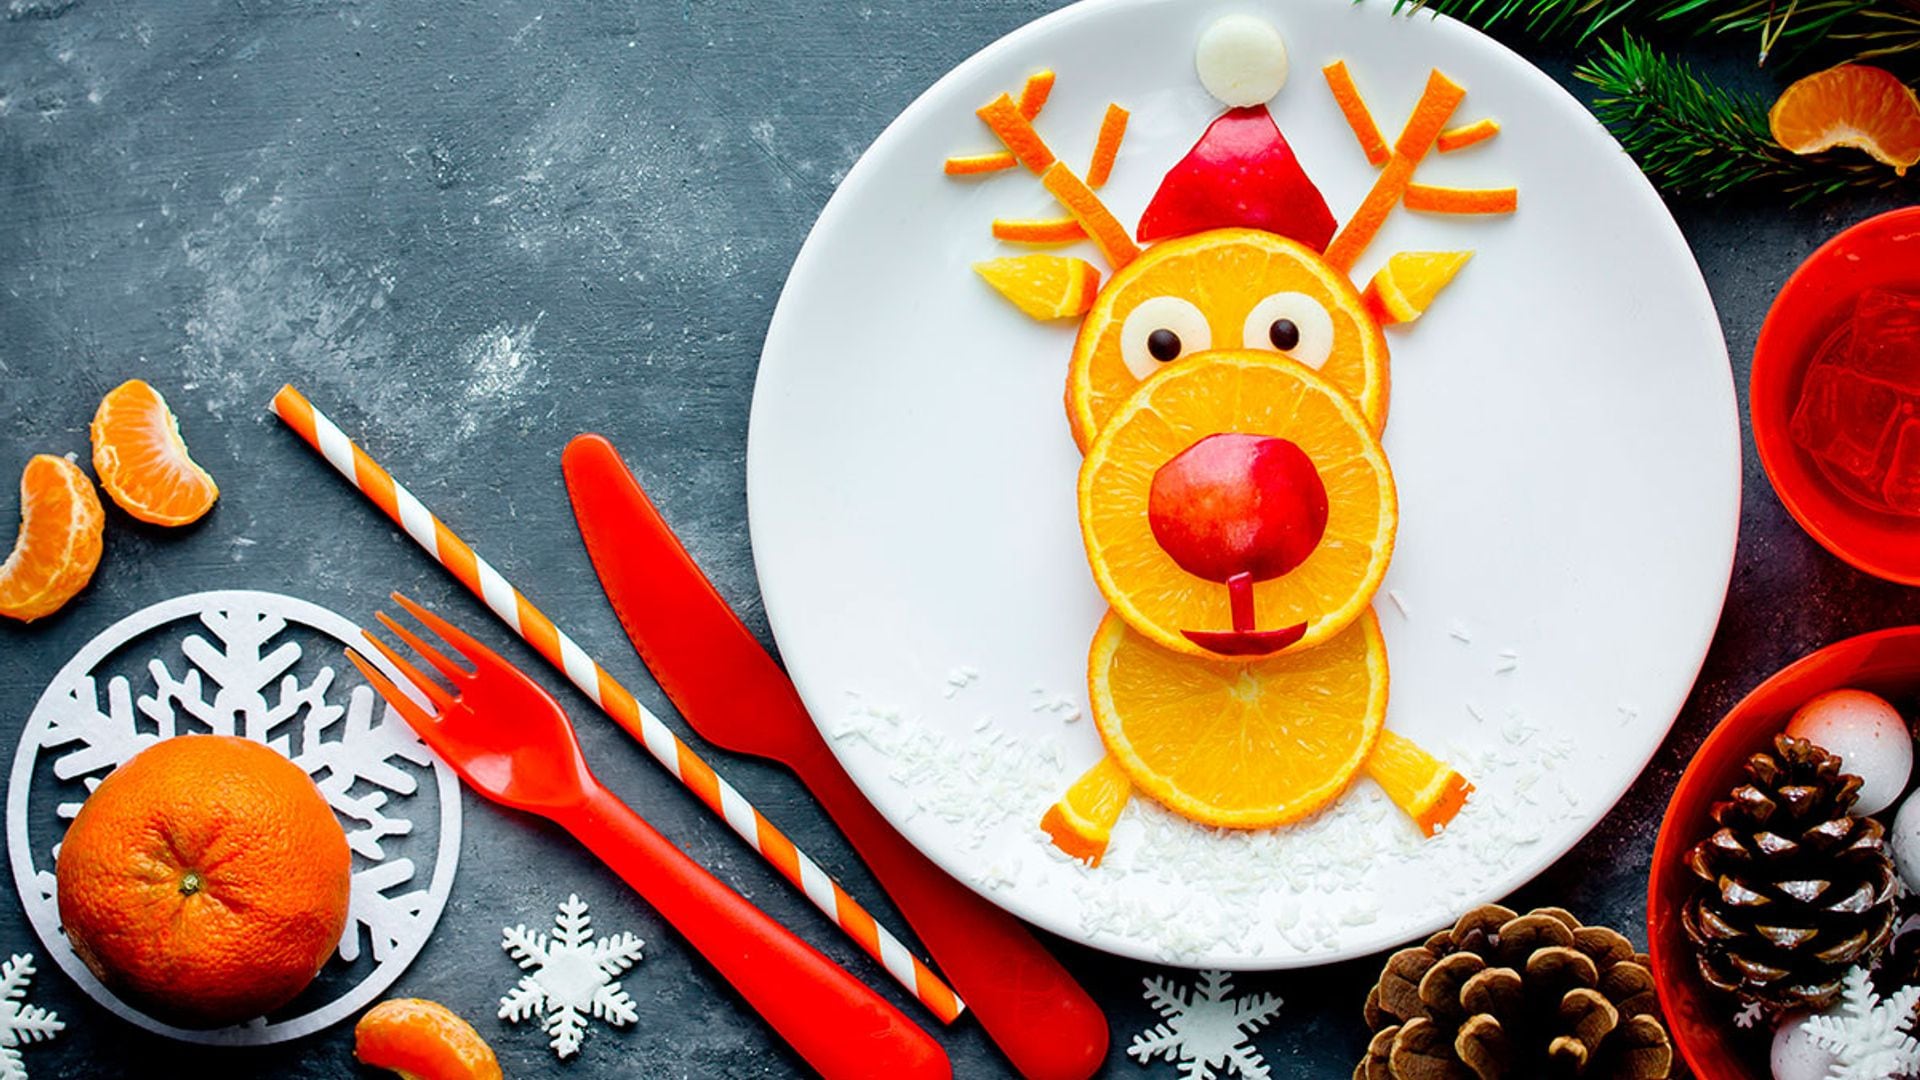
top-left (1147, 433), bottom-right (1329, 584)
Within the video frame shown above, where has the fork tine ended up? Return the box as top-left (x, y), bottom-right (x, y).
top-left (345, 647), bottom-right (453, 753)
top-left (392, 592), bottom-right (505, 673)
top-left (358, 627), bottom-right (461, 715)
top-left (375, 609), bottom-right (470, 684)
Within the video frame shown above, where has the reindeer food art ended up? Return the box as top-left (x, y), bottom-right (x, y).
top-left (946, 16), bottom-right (1516, 864)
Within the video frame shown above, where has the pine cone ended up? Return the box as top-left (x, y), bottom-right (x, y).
top-left (1683, 733), bottom-right (1898, 1016)
top-left (1354, 904), bottom-right (1672, 1079)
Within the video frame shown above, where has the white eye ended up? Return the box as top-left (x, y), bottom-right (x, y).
top-left (1242, 292), bottom-right (1335, 370)
top-left (1120, 296), bottom-right (1212, 381)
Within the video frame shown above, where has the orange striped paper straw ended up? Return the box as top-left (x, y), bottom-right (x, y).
top-left (270, 385), bottom-right (964, 1024)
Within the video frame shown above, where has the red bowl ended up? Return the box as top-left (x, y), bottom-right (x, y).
top-left (1648, 625), bottom-right (1920, 1078)
top-left (1751, 205), bottom-right (1920, 585)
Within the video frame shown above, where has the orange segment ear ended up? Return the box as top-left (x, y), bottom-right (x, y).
top-left (974, 255), bottom-right (1102, 320)
top-left (1361, 251), bottom-right (1473, 327)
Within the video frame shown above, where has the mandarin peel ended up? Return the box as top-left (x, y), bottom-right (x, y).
top-left (1086, 103), bottom-right (1131, 188)
top-left (1437, 117), bottom-right (1500, 153)
top-left (977, 93), bottom-right (1056, 174)
top-left (1324, 59), bottom-right (1390, 167)
top-left (1404, 183), bottom-right (1518, 215)
top-left (1324, 69), bottom-right (1468, 274)
top-left (991, 216), bottom-right (1087, 245)
top-left (1042, 162), bottom-right (1140, 270)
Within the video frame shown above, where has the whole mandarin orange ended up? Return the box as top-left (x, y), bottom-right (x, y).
top-left (56, 734), bottom-right (351, 1028)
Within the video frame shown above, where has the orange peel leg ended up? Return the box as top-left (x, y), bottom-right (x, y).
top-left (1404, 184), bottom-right (1517, 215)
top-left (991, 217), bottom-right (1087, 245)
top-left (1086, 104), bottom-right (1131, 188)
top-left (1041, 755), bottom-right (1133, 865)
top-left (1364, 729), bottom-right (1472, 837)
top-left (978, 93), bottom-right (1056, 174)
top-left (1041, 162), bottom-right (1140, 270)
top-left (1324, 69), bottom-right (1467, 274)
top-left (1437, 117), bottom-right (1500, 153)
top-left (1324, 60), bottom-right (1390, 167)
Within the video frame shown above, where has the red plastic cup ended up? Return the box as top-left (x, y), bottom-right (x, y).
top-left (1751, 206), bottom-right (1920, 584)
top-left (1648, 625), bottom-right (1920, 1078)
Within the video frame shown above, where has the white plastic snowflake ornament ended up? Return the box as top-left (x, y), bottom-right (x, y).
top-left (1802, 966), bottom-right (1920, 1080)
top-left (500, 894), bottom-right (645, 1059)
top-left (0, 954), bottom-right (63, 1080)
top-left (1129, 969), bottom-right (1283, 1080)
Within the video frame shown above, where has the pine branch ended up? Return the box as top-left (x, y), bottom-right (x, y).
top-left (1574, 35), bottom-right (1912, 198)
top-left (1380, 0), bottom-right (1920, 67)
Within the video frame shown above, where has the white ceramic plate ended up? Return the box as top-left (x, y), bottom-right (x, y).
top-left (748, 0), bottom-right (1738, 967)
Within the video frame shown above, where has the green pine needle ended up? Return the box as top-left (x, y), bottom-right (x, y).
top-left (1574, 35), bottom-right (1912, 198)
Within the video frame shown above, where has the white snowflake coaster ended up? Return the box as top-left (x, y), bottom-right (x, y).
top-left (500, 894), bottom-right (645, 1059)
top-left (0, 954), bottom-right (62, 1080)
top-left (1128, 970), bottom-right (1283, 1080)
top-left (1802, 966), bottom-right (1920, 1080)
top-left (4, 591), bottom-right (462, 1045)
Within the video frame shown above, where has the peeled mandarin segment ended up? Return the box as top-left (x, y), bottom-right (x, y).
top-left (1403, 184), bottom-right (1517, 215)
top-left (1087, 608), bottom-right (1388, 828)
top-left (0, 454), bottom-right (105, 623)
top-left (1437, 117), bottom-right (1500, 153)
top-left (1323, 60), bottom-right (1391, 167)
top-left (1324, 69), bottom-right (1467, 274)
top-left (974, 256), bottom-right (1102, 320)
top-left (1769, 62), bottom-right (1920, 173)
top-left (1079, 350), bottom-right (1396, 658)
top-left (1363, 251), bottom-right (1473, 326)
top-left (1065, 229), bottom-right (1390, 451)
top-left (355, 998), bottom-right (504, 1080)
top-left (90, 379), bottom-right (219, 526)
top-left (1040, 755), bottom-right (1133, 865)
top-left (1365, 728), bottom-right (1473, 837)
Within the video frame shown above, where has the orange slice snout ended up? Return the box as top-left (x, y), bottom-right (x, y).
top-left (1080, 351), bottom-right (1396, 659)
top-left (0, 454), bottom-right (105, 623)
top-left (355, 998), bottom-right (503, 1080)
top-left (1769, 63), bottom-right (1920, 174)
top-left (1086, 608), bottom-right (1388, 829)
top-left (91, 379), bottom-right (219, 527)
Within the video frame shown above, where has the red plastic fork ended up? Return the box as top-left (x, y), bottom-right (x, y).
top-left (346, 594), bottom-right (950, 1080)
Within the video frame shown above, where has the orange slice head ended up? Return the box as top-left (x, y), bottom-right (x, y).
top-left (1, 454), bottom-right (105, 623)
top-left (355, 997), bottom-right (503, 1080)
top-left (1769, 63), bottom-right (1920, 174)
top-left (1088, 607), bottom-right (1388, 828)
top-left (1079, 350), bottom-right (1396, 658)
top-left (91, 379), bottom-right (219, 527)
top-left (1066, 229), bottom-right (1389, 451)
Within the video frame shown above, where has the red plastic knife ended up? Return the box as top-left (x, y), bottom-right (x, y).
top-left (563, 433), bottom-right (1108, 1080)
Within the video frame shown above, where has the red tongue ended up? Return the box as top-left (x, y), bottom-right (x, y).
top-left (1136, 106), bottom-right (1336, 251)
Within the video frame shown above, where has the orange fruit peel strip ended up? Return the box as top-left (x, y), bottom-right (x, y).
top-left (90, 379), bottom-right (220, 526)
top-left (1019, 69), bottom-right (1056, 119)
top-left (977, 92), bottom-right (1056, 174)
top-left (1323, 60), bottom-right (1390, 167)
top-left (0, 454), bottom-right (105, 623)
top-left (1404, 183), bottom-right (1517, 215)
top-left (1040, 755), bottom-right (1133, 865)
top-left (991, 216), bottom-right (1087, 245)
top-left (974, 255), bottom-right (1102, 320)
top-left (945, 152), bottom-right (1016, 176)
top-left (1362, 250), bottom-right (1474, 326)
top-left (1769, 62), bottom-right (1920, 174)
top-left (1041, 162), bottom-right (1140, 270)
top-left (1085, 103), bottom-right (1131, 188)
top-left (1324, 69), bottom-right (1467, 274)
top-left (1364, 728), bottom-right (1473, 837)
top-left (356, 997), bottom-right (504, 1080)
top-left (1437, 117), bottom-right (1500, 153)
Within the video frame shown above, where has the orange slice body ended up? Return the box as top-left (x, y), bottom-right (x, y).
top-left (0, 454), bottom-right (105, 622)
top-left (355, 998), bottom-right (503, 1080)
top-left (1362, 251), bottom-right (1473, 327)
top-left (1066, 229), bottom-right (1389, 450)
top-left (91, 379), bottom-right (219, 526)
top-left (1365, 728), bottom-right (1472, 836)
top-left (974, 255), bottom-right (1101, 319)
top-left (1769, 63), bottom-right (1920, 174)
top-left (1088, 607), bottom-right (1388, 828)
top-left (1079, 350), bottom-right (1397, 658)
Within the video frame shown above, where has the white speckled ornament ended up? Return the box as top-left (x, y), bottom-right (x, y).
top-left (1194, 15), bottom-right (1288, 108)
top-left (1772, 1013), bottom-right (1839, 1080)
top-left (1785, 689), bottom-right (1913, 816)
top-left (1892, 794), bottom-right (1920, 895)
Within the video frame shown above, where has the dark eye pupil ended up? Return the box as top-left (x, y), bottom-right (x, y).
top-left (1269, 318), bottom-right (1300, 351)
top-left (1147, 329), bottom-right (1182, 362)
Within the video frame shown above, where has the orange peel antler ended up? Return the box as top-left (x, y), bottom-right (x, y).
top-left (1324, 69), bottom-right (1466, 274)
top-left (972, 82), bottom-right (1140, 270)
